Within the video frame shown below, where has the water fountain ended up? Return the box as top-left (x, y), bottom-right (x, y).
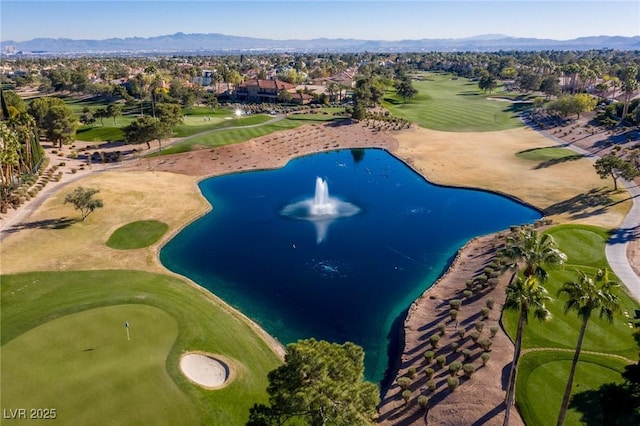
top-left (281, 177), bottom-right (360, 243)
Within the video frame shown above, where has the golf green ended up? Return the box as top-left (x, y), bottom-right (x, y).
top-left (1, 304), bottom-right (196, 425)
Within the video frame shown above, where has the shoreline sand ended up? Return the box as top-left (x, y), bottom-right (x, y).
top-left (2, 116), bottom-right (637, 425)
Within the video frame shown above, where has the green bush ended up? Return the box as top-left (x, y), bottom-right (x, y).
top-left (424, 367), bottom-right (435, 379)
top-left (490, 325), bottom-right (500, 338)
top-left (451, 342), bottom-right (459, 352)
top-left (463, 363), bottom-right (476, 378)
top-left (480, 307), bottom-right (491, 319)
top-left (463, 290), bottom-right (473, 298)
top-left (474, 321), bottom-right (485, 332)
top-left (407, 367), bottom-right (417, 379)
top-left (457, 327), bottom-right (466, 338)
top-left (417, 395), bottom-right (429, 409)
top-left (430, 334), bottom-right (441, 348)
top-left (449, 309), bottom-right (459, 320)
top-left (470, 330), bottom-right (480, 342)
top-left (424, 351), bottom-right (435, 363)
top-left (448, 362), bottom-right (462, 376)
top-left (401, 389), bottom-right (412, 404)
top-left (436, 355), bottom-right (446, 368)
top-left (427, 380), bottom-right (436, 392)
top-left (478, 338), bottom-right (493, 352)
top-left (437, 323), bottom-right (446, 335)
top-left (465, 280), bottom-right (474, 290)
top-left (397, 376), bottom-right (412, 390)
top-left (462, 349), bottom-right (472, 360)
top-left (449, 299), bottom-right (461, 309)
top-left (481, 353), bottom-right (490, 365)
top-left (447, 376), bottom-right (460, 391)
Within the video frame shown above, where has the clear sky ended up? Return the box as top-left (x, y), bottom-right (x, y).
top-left (1, 0), bottom-right (639, 42)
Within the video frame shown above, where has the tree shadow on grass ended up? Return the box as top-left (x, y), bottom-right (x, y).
top-left (570, 383), bottom-right (640, 426)
top-left (544, 188), bottom-right (615, 217)
top-left (533, 154), bottom-right (585, 169)
top-left (4, 217), bottom-right (78, 235)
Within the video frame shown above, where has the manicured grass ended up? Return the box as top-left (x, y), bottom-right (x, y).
top-left (1, 270), bottom-right (282, 425)
top-left (172, 114), bottom-right (272, 138)
top-left (516, 147), bottom-right (581, 162)
top-left (516, 351), bottom-right (627, 426)
top-left (502, 225), bottom-right (639, 359)
top-left (382, 72), bottom-right (527, 132)
top-left (2, 304), bottom-right (196, 425)
top-left (106, 220), bottom-right (169, 249)
top-left (76, 123), bottom-right (128, 142)
top-left (156, 116), bottom-right (341, 156)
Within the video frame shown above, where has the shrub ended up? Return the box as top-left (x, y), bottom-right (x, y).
top-left (424, 351), bottom-right (435, 363)
top-left (478, 338), bottom-right (493, 352)
top-left (484, 267), bottom-right (494, 275)
top-left (449, 309), bottom-right (459, 321)
top-left (430, 334), bottom-right (441, 348)
top-left (486, 298), bottom-right (495, 309)
top-left (396, 376), bottom-right (411, 390)
top-left (407, 367), bottom-right (417, 379)
top-left (480, 307), bottom-right (491, 319)
top-left (465, 280), bottom-right (474, 290)
top-left (490, 325), bottom-right (500, 338)
top-left (457, 327), bottom-right (466, 338)
top-left (488, 278), bottom-right (500, 288)
top-left (424, 367), bottom-right (435, 379)
top-left (427, 380), bottom-right (437, 392)
top-left (463, 290), bottom-right (473, 298)
top-left (463, 363), bottom-right (476, 378)
top-left (451, 342), bottom-right (459, 352)
top-left (437, 323), bottom-right (446, 335)
top-left (448, 362), bottom-right (462, 376)
top-left (436, 355), bottom-right (446, 368)
top-left (449, 299), bottom-right (461, 309)
top-left (401, 389), bottom-right (412, 404)
top-left (447, 376), bottom-right (460, 391)
top-left (417, 395), bottom-right (429, 409)
top-left (481, 353), bottom-right (490, 366)
top-left (462, 349), bottom-right (472, 360)
top-left (469, 330), bottom-right (480, 342)
top-left (474, 321), bottom-right (484, 332)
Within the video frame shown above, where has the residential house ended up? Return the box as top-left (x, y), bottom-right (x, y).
top-left (234, 79), bottom-right (296, 103)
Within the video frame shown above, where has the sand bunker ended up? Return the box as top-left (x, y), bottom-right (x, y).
top-left (180, 353), bottom-right (230, 388)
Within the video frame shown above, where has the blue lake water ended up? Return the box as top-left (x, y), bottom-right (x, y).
top-left (160, 149), bottom-right (540, 383)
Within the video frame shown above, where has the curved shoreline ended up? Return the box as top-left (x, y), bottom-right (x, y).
top-left (3, 117), bottom-right (637, 425)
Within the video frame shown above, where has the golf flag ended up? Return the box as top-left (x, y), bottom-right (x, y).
top-left (125, 321), bottom-right (129, 328)
top-left (125, 321), bottom-right (130, 341)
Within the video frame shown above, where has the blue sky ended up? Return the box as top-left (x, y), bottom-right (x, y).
top-left (1, 1), bottom-right (639, 42)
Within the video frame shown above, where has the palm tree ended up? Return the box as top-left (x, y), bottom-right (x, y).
top-left (500, 226), bottom-right (568, 284)
top-left (555, 268), bottom-right (620, 426)
top-left (503, 276), bottom-right (552, 426)
top-left (501, 227), bottom-right (566, 426)
top-left (621, 66), bottom-right (639, 122)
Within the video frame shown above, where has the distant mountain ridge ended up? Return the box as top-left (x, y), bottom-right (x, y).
top-left (2, 32), bottom-right (639, 55)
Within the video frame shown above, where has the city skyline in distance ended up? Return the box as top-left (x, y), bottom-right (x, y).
top-left (2, 1), bottom-right (639, 43)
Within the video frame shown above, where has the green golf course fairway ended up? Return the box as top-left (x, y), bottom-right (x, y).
top-left (1, 304), bottom-right (195, 425)
top-left (1, 270), bottom-right (281, 425)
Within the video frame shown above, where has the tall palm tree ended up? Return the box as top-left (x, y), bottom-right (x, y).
top-left (503, 276), bottom-right (552, 426)
top-left (556, 268), bottom-right (620, 426)
top-left (500, 226), bottom-right (568, 284)
top-left (501, 227), bottom-right (566, 426)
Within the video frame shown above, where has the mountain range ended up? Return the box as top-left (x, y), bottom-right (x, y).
top-left (2, 33), bottom-right (639, 55)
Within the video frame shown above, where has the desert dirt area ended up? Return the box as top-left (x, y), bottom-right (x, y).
top-left (1, 114), bottom-right (638, 425)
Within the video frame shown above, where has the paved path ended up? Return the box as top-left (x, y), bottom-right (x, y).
top-left (523, 115), bottom-right (640, 301)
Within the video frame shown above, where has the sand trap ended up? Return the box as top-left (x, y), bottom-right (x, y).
top-left (180, 353), bottom-right (230, 389)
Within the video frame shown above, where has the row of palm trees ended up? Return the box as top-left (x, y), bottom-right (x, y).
top-left (500, 226), bottom-right (621, 426)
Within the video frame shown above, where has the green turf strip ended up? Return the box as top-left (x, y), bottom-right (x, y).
top-left (502, 225), bottom-right (639, 359)
top-left (1, 270), bottom-right (281, 425)
top-left (1, 304), bottom-right (195, 425)
top-left (516, 351), bottom-right (627, 426)
top-left (106, 220), bottom-right (169, 249)
top-left (382, 72), bottom-right (527, 132)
